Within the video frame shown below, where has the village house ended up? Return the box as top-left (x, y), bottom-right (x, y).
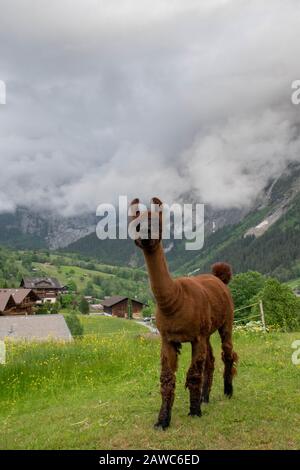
top-left (90, 303), bottom-right (104, 313)
top-left (0, 289), bottom-right (40, 315)
top-left (0, 292), bottom-right (15, 315)
top-left (101, 296), bottom-right (145, 318)
top-left (20, 277), bottom-right (65, 303)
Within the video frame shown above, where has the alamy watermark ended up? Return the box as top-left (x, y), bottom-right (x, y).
top-left (291, 80), bottom-right (300, 105)
top-left (96, 196), bottom-right (205, 251)
top-left (0, 80), bottom-right (6, 105)
top-left (291, 340), bottom-right (300, 365)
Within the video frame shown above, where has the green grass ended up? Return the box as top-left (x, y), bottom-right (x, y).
top-left (33, 262), bottom-right (112, 291)
top-left (31, 255), bottom-right (149, 302)
top-left (286, 277), bottom-right (300, 290)
top-left (79, 315), bottom-right (148, 336)
top-left (0, 316), bottom-right (299, 450)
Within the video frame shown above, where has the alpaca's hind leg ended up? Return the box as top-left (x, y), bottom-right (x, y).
top-left (155, 340), bottom-right (180, 430)
top-left (219, 324), bottom-right (238, 398)
top-left (185, 337), bottom-right (207, 417)
top-left (202, 338), bottom-right (215, 403)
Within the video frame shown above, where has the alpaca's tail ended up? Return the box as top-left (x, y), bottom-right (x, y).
top-left (211, 262), bottom-right (232, 284)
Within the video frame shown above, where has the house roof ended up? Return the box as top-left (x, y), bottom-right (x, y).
top-left (0, 292), bottom-right (15, 312)
top-left (21, 277), bottom-right (64, 290)
top-left (0, 288), bottom-right (40, 304)
top-left (0, 314), bottom-right (72, 341)
top-left (101, 296), bottom-right (145, 307)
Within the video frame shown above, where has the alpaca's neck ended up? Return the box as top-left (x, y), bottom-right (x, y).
top-left (143, 243), bottom-right (180, 315)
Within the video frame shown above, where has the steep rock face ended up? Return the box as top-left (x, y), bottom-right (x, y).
top-left (44, 213), bottom-right (96, 249)
top-left (64, 203), bottom-right (253, 268)
top-left (244, 165), bottom-right (300, 238)
top-left (0, 208), bottom-right (96, 249)
top-left (0, 198), bottom-right (251, 251)
top-left (204, 205), bottom-right (250, 234)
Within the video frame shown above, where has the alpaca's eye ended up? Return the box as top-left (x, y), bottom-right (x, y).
top-left (136, 223), bottom-right (140, 233)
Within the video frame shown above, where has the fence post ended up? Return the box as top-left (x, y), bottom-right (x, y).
top-left (259, 300), bottom-right (266, 332)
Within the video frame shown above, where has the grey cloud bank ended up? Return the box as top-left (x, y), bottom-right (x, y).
top-left (0, 0), bottom-right (300, 215)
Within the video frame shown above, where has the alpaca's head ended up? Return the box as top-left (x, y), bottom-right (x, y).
top-left (129, 197), bottom-right (163, 252)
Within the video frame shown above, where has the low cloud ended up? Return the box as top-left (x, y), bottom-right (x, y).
top-left (184, 110), bottom-right (300, 208)
top-left (0, 0), bottom-right (300, 215)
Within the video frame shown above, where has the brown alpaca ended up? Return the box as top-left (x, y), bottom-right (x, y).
top-left (130, 197), bottom-right (238, 429)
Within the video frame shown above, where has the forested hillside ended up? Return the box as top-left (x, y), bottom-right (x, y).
top-left (0, 246), bottom-right (31, 287)
top-left (0, 248), bottom-right (150, 302)
top-left (65, 194), bottom-right (300, 281)
top-left (64, 165), bottom-right (300, 280)
top-left (179, 193), bottom-right (300, 281)
top-left (0, 166), bottom-right (299, 282)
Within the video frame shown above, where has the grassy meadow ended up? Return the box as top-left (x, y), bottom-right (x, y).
top-left (0, 316), bottom-right (299, 450)
top-left (33, 262), bottom-right (113, 289)
top-left (286, 277), bottom-right (300, 291)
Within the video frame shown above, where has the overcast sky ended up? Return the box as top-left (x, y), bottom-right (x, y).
top-left (0, 0), bottom-right (300, 215)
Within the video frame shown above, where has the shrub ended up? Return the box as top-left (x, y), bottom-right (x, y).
top-left (142, 300), bottom-right (155, 318)
top-left (65, 314), bottom-right (84, 337)
top-left (36, 302), bottom-right (59, 315)
top-left (251, 278), bottom-right (300, 331)
top-left (66, 280), bottom-right (77, 293)
top-left (59, 293), bottom-right (75, 309)
top-left (230, 271), bottom-right (266, 313)
top-left (79, 297), bottom-right (90, 315)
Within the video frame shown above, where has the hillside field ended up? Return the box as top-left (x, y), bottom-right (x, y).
top-left (33, 262), bottom-right (113, 290)
top-left (0, 246), bottom-right (150, 303)
top-left (32, 256), bottom-right (149, 301)
top-left (287, 277), bottom-right (300, 290)
top-left (0, 316), bottom-right (299, 450)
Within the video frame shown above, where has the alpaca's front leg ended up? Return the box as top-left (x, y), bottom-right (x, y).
top-left (185, 337), bottom-right (207, 417)
top-left (155, 340), bottom-right (179, 430)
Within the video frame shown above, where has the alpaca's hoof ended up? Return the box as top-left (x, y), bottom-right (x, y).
top-left (188, 410), bottom-right (202, 418)
top-left (202, 395), bottom-right (209, 404)
top-left (224, 382), bottom-right (233, 398)
top-left (154, 421), bottom-right (169, 430)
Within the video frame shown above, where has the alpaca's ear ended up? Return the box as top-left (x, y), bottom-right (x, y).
top-left (131, 198), bottom-right (140, 205)
top-left (129, 198), bottom-right (140, 220)
top-left (151, 197), bottom-right (163, 210)
top-left (150, 197), bottom-right (163, 240)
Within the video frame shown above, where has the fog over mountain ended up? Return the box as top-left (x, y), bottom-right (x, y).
top-left (0, 0), bottom-right (300, 216)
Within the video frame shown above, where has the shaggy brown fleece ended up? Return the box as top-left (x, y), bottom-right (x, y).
top-left (130, 198), bottom-right (238, 429)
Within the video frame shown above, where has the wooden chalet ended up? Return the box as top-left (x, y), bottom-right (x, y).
top-left (0, 292), bottom-right (15, 315)
top-left (0, 289), bottom-right (40, 315)
top-left (20, 277), bottom-right (65, 301)
top-left (101, 296), bottom-right (145, 318)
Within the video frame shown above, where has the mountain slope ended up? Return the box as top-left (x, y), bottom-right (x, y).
top-left (1, 165), bottom-right (299, 281)
top-left (64, 235), bottom-right (143, 267)
top-left (178, 171), bottom-right (300, 280)
top-left (0, 208), bottom-right (96, 249)
top-left (65, 164), bottom-right (300, 279)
